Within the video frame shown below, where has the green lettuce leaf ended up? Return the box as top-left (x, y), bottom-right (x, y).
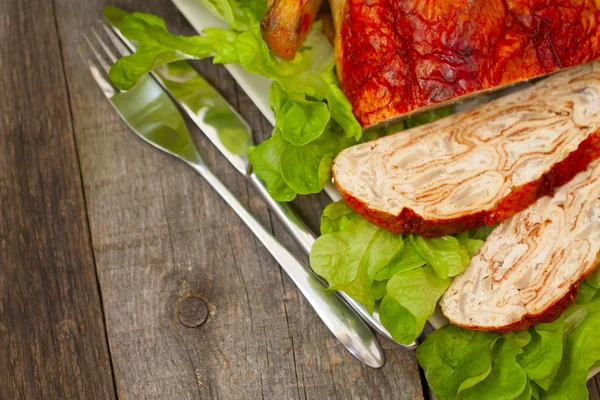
top-left (310, 205), bottom-right (404, 312)
top-left (418, 287), bottom-right (600, 400)
top-left (247, 128), bottom-right (296, 202)
top-left (505, 331), bottom-right (532, 348)
top-left (319, 200), bottom-right (360, 235)
top-left (418, 329), bottom-right (537, 400)
top-left (518, 317), bottom-right (564, 390)
top-left (370, 279), bottom-right (388, 301)
top-left (103, 5), bottom-right (129, 28)
top-left (312, 202), bottom-right (487, 341)
top-left (195, 0), bottom-right (266, 31)
top-left (280, 124), bottom-right (360, 195)
top-left (417, 325), bottom-right (501, 400)
top-left (108, 12), bottom-right (238, 90)
top-left (586, 268), bottom-right (600, 289)
top-left (410, 235), bottom-right (470, 279)
top-left (577, 281), bottom-right (599, 304)
top-left (374, 239), bottom-right (426, 281)
top-left (458, 340), bottom-right (528, 400)
top-left (517, 383), bottom-right (533, 400)
top-left (249, 123), bottom-right (362, 199)
top-left (544, 295), bottom-right (600, 400)
top-left (380, 266), bottom-right (451, 344)
top-left (312, 202), bottom-right (489, 346)
top-left (269, 82), bottom-right (330, 146)
top-left (455, 230), bottom-right (486, 257)
top-left (532, 382), bottom-right (542, 400)
top-left (469, 224), bottom-right (497, 241)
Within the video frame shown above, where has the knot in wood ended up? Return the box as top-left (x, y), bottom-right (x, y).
top-left (178, 296), bottom-right (208, 328)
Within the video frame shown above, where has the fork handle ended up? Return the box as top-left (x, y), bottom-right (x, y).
top-left (248, 173), bottom-right (417, 349)
top-left (188, 162), bottom-right (384, 368)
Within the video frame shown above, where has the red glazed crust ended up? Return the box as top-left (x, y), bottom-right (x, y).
top-left (337, 0), bottom-right (600, 127)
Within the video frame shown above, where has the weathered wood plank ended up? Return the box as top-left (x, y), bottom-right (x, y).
top-left (0, 0), bottom-right (116, 398)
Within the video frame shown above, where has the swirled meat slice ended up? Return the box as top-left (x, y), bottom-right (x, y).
top-left (440, 157), bottom-right (600, 332)
top-left (332, 62), bottom-right (600, 237)
top-left (334, 0), bottom-right (600, 127)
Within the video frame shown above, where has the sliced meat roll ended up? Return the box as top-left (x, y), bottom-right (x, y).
top-left (333, 0), bottom-right (600, 128)
top-left (333, 62), bottom-right (600, 237)
top-left (441, 157), bottom-right (600, 332)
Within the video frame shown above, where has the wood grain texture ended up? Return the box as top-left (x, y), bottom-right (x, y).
top-left (591, 377), bottom-right (600, 400)
top-left (53, 0), bottom-right (425, 398)
top-left (0, 0), bottom-right (116, 398)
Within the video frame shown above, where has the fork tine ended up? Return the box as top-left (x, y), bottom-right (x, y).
top-left (91, 26), bottom-right (118, 64)
top-left (83, 33), bottom-right (112, 74)
top-left (77, 44), bottom-right (118, 99)
top-left (99, 20), bottom-right (133, 58)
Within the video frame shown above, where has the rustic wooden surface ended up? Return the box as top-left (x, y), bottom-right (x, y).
top-left (1, 0), bottom-right (599, 399)
top-left (0, 0), bottom-right (116, 398)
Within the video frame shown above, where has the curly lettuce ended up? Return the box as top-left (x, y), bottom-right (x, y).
top-left (417, 283), bottom-right (600, 400)
top-left (310, 201), bottom-right (493, 344)
top-left (195, 0), bottom-right (266, 31)
top-left (104, 5), bottom-right (367, 199)
top-left (309, 202), bottom-right (405, 313)
top-left (379, 266), bottom-right (451, 344)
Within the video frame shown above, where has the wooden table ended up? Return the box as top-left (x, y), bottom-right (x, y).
top-left (1, 0), bottom-right (599, 399)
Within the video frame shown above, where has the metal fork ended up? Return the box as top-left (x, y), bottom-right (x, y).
top-left (100, 17), bottom-right (419, 349)
top-left (77, 25), bottom-right (385, 368)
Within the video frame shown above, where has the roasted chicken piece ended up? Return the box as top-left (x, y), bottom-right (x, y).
top-left (262, 0), bottom-right (600, 127)
top-left (332, 63), bottom-right (600, 237)
top-left (261, 0), bottom-right (326, 60)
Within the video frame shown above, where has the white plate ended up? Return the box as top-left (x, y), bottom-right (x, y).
top-left (171, 0), bottom-right (599, 381)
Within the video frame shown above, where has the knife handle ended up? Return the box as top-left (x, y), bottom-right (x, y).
top-left (248, 172), bottom-right (417, 349)
top-left (188, 162), bottom-right (384, 368)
